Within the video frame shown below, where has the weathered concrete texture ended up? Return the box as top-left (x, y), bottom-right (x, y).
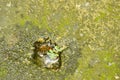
top-left (0, 0), bottom-right (120, 80)
top-left (0, 22), bottom-right (81, 80)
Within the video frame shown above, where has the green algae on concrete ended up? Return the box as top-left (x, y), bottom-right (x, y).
top-left (0, 0), bottom-right (120, 80)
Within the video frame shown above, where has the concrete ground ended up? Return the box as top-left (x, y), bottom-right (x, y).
top-left (0, 0), bottom-right (120, 80)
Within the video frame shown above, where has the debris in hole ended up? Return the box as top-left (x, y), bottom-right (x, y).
top-left (32, 37), bottom-right (67, 70)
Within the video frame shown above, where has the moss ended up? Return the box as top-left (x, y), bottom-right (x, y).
top-left (0, 62), bottom-right (8, 79)
top-left (0, 67), bottom-right (7, 78)
top-left (0, 0), bottom-right (120, 80)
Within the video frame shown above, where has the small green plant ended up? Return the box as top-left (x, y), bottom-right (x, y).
top-left (47, 46), bottom-right (67, 59)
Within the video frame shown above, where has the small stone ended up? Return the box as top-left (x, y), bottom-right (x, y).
top-left (115, 75), bottom-right (119, 79)
top-left (80, 33), bottom-right (84, 37)
top-left (6, 2), bottom-right (12, 7)
top-left (23, 58), bottom-right (31, 65)
top-left (108, 62), bottom-right (114, 66)
top-left (85, 2), bottom-right (90, 7)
